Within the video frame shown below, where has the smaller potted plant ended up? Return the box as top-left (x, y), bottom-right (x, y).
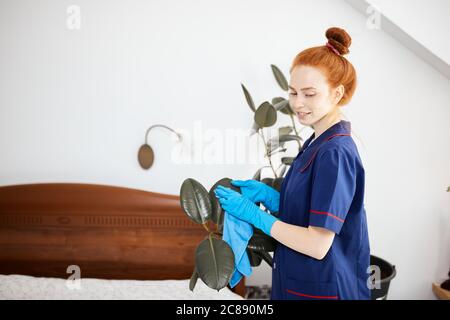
top-left (431, 186), bottom-right (450, 299)
top-left (432, 269), bottom-right (450, 300)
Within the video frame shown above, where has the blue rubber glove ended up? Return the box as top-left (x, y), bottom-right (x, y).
top-left (231, 179), bottom-right (280, 213)
top-left (214, 186), bottom-right (279, 236)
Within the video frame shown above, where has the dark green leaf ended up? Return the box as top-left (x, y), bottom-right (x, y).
top-left (271, 97), bottom-right (285, 106)
top-left (271, 64), bottom-right (288, 91)
top-left (279, 100), bottom-right (294, 115)
top-left (255, 250), bottom-right (273, 267)
top-left (247, 248), bottom-right (262, 267)
top-left (278, 126), bottom-right (293, 136)
top-left (247, 228), bottom-right (277, 252)
top-left (281, 157), bottom-right (295, 165)
top-left (208, 192), bottom-right (223, 233)
top-left (272, 177), bottom-right (284, 192)
top-left (189, 266), bottom-right (199, 291)
top-left (261, 177), bottom-right (274, 187)
top-left (241, 83), bottom-right (256, 112)
top-left (272, 97), bottom-right (293, 115)
top-left (180, 178), bottom-right (212, 224)
top-left (254, 102), bottom-right (277, 128)
top-left (196, 234), bottom-right (235, 291)
top-left (252, 168), bottom-right (262, 181)
top-left (209, 178), bottom-right (241, 232)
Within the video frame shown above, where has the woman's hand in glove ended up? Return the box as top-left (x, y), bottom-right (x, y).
top-left (214, 185), bottom-right (279, 236)
top-left (231, 179), bottom-right (280, 213)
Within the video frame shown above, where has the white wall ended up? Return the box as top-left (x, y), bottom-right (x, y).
top-left (368, 0), bottom-right (450, 64)
top-left (0, 0), bottom-right (448, 299)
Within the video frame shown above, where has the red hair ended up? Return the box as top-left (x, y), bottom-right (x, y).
top-left (290, 27), bottom-right (357, 106)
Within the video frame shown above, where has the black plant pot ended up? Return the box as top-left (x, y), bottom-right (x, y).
top-left (370, 255), bottom-right (396, 300)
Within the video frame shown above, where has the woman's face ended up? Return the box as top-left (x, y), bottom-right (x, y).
top-left (288, 65), bottom-right (342, 127)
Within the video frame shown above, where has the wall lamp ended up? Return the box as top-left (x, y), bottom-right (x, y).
top-left (138, 124), bottom-right (183, 170)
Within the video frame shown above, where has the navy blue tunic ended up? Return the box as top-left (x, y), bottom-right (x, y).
top-left (271, 120), bottom-right (370, 300)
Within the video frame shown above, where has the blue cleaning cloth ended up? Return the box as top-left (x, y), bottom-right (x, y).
top-left (222, 211), bottom-right (254, 288)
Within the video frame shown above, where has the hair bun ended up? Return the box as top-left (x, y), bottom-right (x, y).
top-left (325, 27), bottom-right (352, 55)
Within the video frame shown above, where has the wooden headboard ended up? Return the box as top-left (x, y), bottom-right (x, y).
top-left (0, 183), bottom-right (246, 297)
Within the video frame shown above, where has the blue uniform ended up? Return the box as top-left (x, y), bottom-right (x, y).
top-left (271, 120), bottom-right (370, 300)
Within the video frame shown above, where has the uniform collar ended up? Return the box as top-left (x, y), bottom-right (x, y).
top-left (297, 120), bottom-right (352, 173)
top-left (303, 120), bottom-right (351, 151)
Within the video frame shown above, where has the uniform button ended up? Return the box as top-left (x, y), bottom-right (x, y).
top-left (273, 262), bottom-right (276, 269)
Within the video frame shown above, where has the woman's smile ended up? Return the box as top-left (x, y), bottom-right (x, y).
top-left (297, 111), bottom-right (312, 118)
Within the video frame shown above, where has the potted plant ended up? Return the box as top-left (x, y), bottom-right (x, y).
top-left (180, 65), bottom-right (301, 291)
top-left (431, 186), bottom-right (450, 300)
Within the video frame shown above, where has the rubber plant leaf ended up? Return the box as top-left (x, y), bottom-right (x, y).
top-left (189, 266), bottom-right (199, 291)
top-left (254, 101), bottom-right (277, 128)
top-left (195, 234), bottom-right (235, 291)
top-left (271, 64), bottom-right (289, 91)
top-left (208, 177), bottom-right (240, 233)
top-left (241, 83), bottom-right (256, 112)
top-left (180, 178), bottom-right (212, 224)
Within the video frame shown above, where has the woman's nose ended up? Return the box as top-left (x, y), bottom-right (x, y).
top-left (290, 97), bottom-right (305, 111)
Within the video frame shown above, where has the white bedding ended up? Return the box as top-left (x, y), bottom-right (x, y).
top-left (0, 274), bottom-right (245, 300)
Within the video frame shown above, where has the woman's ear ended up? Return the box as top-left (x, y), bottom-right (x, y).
top-left (333, 84), bottom-right (345, 105)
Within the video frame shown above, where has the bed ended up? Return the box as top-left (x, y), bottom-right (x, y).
top-left (0, 183), bottom-right (246, 300)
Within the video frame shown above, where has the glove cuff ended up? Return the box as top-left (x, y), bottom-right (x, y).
top-left (250, 205), bottom-right (279, 236)
top-left (242, 193), bottom-right (279, 236)
top-left (261, 184), bottom-right (280, 213)
top-left (256, 210), bottom-right (279, 236)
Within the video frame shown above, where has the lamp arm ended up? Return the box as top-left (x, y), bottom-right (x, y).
top-left (145, 124), bottom-right (182, 144)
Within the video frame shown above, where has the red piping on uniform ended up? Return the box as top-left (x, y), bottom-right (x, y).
top-left (310, 209), bottom-right (345, 223)
top-left (286, 289), bottom-right (338, 300)
top-left (299, 133), bottom-right (351, 173)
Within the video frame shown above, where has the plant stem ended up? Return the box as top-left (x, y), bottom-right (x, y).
top-left (213, 222), bottom-right (222, 235)
top-left (268, 147), bottom-right (287, 157)
top-left (259, 129), bottom-right (278, 178)
top-left (202, 223), bottom-right (211, 233)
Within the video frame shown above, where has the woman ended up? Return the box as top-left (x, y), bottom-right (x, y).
top-left (215, 27), bottom-right (370, 300)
